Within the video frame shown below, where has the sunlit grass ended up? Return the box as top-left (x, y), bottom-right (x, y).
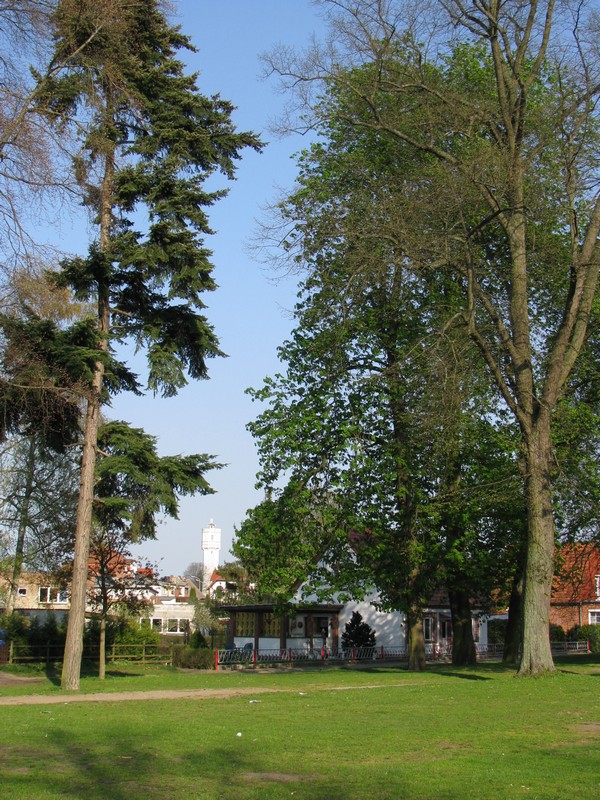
top-left (1, 657), bottom-right (599, 799)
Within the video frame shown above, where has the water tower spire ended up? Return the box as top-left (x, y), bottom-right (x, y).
top-left (201, 519), bottom-right (221, 589)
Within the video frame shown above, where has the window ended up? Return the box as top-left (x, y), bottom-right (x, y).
top-left (314, 616), bottom-right (329, 639)
top-left (423, 617), bottom-right (434, 641)
top-left (440, 619), bottom-right (451, 639)
top-left (263, 613), bottom-right (280, 638)
top-left (39, 587), bottom-right (68, 604)
top-left (18, 588), bottom-right (27, 596)
top-left (590, 611), bottom-right (600, 626)
top-left (167, 618), bottom-right (178, 632)
top-left (151, 619), bottom-right (162, 631)
top-left (595, 575), bottom-right (600, 599)
top-left (236, 612), bottom-right (255, 638)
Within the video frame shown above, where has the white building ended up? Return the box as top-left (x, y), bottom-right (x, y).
top-left (201, 519), bottom-right (221, 589)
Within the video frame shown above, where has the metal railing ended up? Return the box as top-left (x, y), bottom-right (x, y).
top-left (215, 639), bottom-right (591, 668)
top-left (0, 638), bottom-right (591, 669)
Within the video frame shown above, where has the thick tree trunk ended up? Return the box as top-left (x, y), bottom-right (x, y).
top-left (407, 608), bottom-right (426, 671)
top-left (518, 422), bottom-right (556, 676)
top-left (448, 588), bottom-right (476, 666)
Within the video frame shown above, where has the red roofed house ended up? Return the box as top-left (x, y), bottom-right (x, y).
top-left (550, 543), bottom-right (600, 631)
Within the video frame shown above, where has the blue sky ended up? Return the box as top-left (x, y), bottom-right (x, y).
top-left (110, 1), bottom-right (327, 575)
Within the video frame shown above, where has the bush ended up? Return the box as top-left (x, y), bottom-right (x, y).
top-left (486, 618), bottom-right (507, 645)
top-left (171, 644), bottom-right (215, 669)
top-left (568, 624), bottom-right (600, 653)
top-left (113, 619), bottom-right (160, 646)
top-left (189, 629), bottom-right (208, 648)
top-left (84, 618), bottom-right (160, 650)
top-left (341, 611), bottom-right (376, 649)
top-left (549, 623), bottom-right (566, 642)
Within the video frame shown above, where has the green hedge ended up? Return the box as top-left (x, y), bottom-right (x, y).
top-left (171, 644), bottom-right (215, 669)
top-left (568, 624), bottom-right (600, 653)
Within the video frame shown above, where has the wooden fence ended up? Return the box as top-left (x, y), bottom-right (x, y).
top-left (1, 641), bottom-right (175, 666)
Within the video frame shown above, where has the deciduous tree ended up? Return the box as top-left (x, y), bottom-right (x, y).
top-left (263, 0), bottom-right (600, 675)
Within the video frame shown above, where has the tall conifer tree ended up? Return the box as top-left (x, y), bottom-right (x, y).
top-left (40, 0), bottom-right (261, 690)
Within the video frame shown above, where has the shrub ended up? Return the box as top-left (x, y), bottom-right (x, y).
top-left (568, 624), bottom-right (600, 653)
top-left (189, 629), bottom-right (208, 648)
top-left (341, 611), bottom-right (376, 649)
top-left (84, 618), bottom-right (160, 649)
top-left (486, 618), bottom-right (507, 645)
top-left (113, 619), bottom-right (160, 646)
top-left (171, 644), bottom-right (215, 669)
top-left (549, 623), bottom-right (566, 642)
top-left (0, 612), bottom-right (30, 654)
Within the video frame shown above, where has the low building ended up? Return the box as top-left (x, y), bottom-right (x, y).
top-left (220, 589), bottom-right (489, 655)
top-left (0, 567), bottom-right (198, 638)
top-left (550, 543), bottom-right (600, 631)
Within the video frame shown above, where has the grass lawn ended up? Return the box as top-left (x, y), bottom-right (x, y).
top-left (1, 657), bottom-right (599, 799)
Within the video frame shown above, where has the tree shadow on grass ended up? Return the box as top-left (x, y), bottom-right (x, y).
top-left (42, 662), bottom-right (61, 685)
top-left (43, 663), bottom-right (146, 686)
top-left (434, 671), bottom-right (491, 681)
top-left (11, 722), bottom-right (363, 800)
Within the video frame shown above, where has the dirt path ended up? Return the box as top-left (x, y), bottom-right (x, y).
top-left (0, 685), bottom-right (292, 706)
top-left (0, 672), bottom-right (410, 706)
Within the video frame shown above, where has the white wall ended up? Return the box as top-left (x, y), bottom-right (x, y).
top-left (338, 594), bottom-right (406, 648)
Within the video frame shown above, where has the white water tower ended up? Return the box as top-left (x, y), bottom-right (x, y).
top-left (201, 519), bottom-right (221, 589)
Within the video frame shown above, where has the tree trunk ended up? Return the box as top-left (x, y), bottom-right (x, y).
top-left (503, 569), bottom-right (524, 665)
top-left (60, 383), bottom-right (103, 690)
top-left (99, 616), bottom-right (106, 680)
top-left (407, 607), bottom-right (426, 671)
top-left (518, 421), bottom-right (556, 676)
top-left (5, 436), bottom-right (36, 615)
top-left (448, 588), bottom-right (476, 666)
top-left (60, 136), bottom-right (114, 692)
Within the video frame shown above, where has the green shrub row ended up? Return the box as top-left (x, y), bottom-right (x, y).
top-left (0, 612), bottom-right (160, 652)
top-left (568, 624), bottom-right (600, 653)
top-left (171, 644), bottom-right (215, 669)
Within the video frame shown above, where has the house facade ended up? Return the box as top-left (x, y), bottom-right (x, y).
top-left (550, 543), bottom-right (600, 631)
top-left (221, 589), bottom-right (489, 654)
top-left (0, 567), bottom-right (198, 637)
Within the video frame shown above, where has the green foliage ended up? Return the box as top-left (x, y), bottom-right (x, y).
top-left (569, 625), bottom-right (600, 654)
top-left (341, 611), bottom-right (376, 649)
top-left (0, 436), bottom-right (79, 573)
top-left (486, 619), bottom-right (507, 645)
top-left (257, 1), bottom-right (600, 676)
top-left (170, 644), bottom-right (215, 670)
top-left (240, 72), bottom-right (527, 622)
top-left (85, 618), bottom-right (159, 648)
top-left (233, 482), bottom-right (350, 605)
top-left (94, 420), bottom-right (220, 539)
top-left (44, 0), bottom-right (263, 398)
top-left (549, 623), bottom-right (567, 643)
top-left (0, 315), bottom-right (93, 449)
top-left (0, 612), bottom-right (31, 648)
top-left (188, 630), bottom-right (208, 649)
